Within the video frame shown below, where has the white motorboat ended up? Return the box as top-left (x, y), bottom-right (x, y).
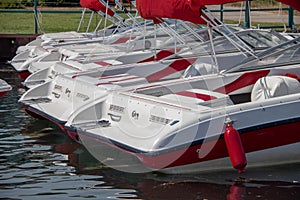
top-left (19, 0), bottom-right (300, 174)
top-left (20, 35), bottom-right (299, 140)
top-left (15, 0), bottom-right (137, 54)
top-left (23, 28), bottom-right (287, 89)
top-left (62, 36), bottom-right (300, 173)
top-left (0, 79), bottom-right (12, 98)
top-left (11, 19), bottom-right (206, 81)
top-left (18, 51), bottom-right (241, 132)
top-left (10, 0), bottom-right (153, 79)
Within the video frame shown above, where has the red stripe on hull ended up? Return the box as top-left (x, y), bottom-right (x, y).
top-left (65, 128), bottom-right (80, 142)
top-left (214, 70), bottom-right (270, 94)
top-left (23, 106), bottom-right (73, 138)
top-left (112, 36), bottom-right (136, 44)
top-left (0, 91), bottom-right (9, 98)
top-left (94, 61), bottom-right (112, 66)
top-left (77, 120), bottom-right (300, 170)
top-left (17, 70), bottom-right (31, 80)
top-left (139, 121), bottom-right (300, 169)
top-left (146, 58), bottom-right (197, 82)
top-left (139, 49), bottom-right (178, 63)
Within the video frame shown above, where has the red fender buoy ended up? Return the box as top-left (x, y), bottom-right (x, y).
top-left (224, 122), bottom-right (247, 173)
top-left (226, 185), bottom-right (245, 200)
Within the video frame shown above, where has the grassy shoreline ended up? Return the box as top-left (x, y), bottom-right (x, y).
top-left (0, 5), bottom-right (298, 34)
top-left (0, 11), bottom-right (111, 34)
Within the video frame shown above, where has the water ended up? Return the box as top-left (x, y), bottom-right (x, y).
top-left (0, 63), bottom-right (300, 200)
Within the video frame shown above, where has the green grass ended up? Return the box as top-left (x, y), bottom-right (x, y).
top-left (0, 12), bottom-right (113, 34)
top-left (0, 10), bottom-right (298, 34)
top-left (0, 12), bottom-right (35, 34)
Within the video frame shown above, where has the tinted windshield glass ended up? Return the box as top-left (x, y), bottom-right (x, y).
top-left (180, 29), bottom-right (287, 56)
top-left (228, 37), bottom-right (300, 72)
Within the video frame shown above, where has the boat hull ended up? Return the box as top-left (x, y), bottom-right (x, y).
top-left (17, 70), bottom-right (31, 80)
top-left (0, 80), bottom-right (12, 98)
top-left (74, 118), bottom-right (300, 173)
top-left (22, 106), bottom-right (69, 137)
top-left (0, 91), bottom-right (8, 98)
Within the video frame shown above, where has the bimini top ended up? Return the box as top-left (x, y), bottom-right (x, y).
top-left (277, 0), bottom-right (300, 11)
top-left (80, 0), bottom-right (115, 16)
top-left (136, 0), bottom-right (300, 24)
top-left (136, 0), bottom-right (244, 24)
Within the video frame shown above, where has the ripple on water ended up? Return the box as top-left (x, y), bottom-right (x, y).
top-left (1, 64), bottom-right (300, 200)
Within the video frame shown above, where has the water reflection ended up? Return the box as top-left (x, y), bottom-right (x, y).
top-left (0, 64), bottom-right (300, 200)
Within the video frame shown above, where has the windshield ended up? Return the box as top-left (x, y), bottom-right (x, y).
top-left (178, 29), bottom-right (287, 57)
top-left (227, 37), bottom-right (300, 72)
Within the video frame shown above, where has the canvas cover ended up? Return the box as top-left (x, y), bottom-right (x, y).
top-left (80, 0), bottom-right (115, 16)
top-left (136, 0), bottom-right (244, 24)
top-left (277, 0), bottom-right (300, 11)
top-left (251, 76), bottom-right (300, 101)
top-left (136, 0), bottom-right (300, 24)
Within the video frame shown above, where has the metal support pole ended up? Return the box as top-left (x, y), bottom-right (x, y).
top-left (220, 4), bottom-right (224, 22)
top-left (34, 0), bottom-right (38, 34)
top-left (288, 6), bottom-right (295, 31)
top-left (244, 1), bottom-right (250, 28)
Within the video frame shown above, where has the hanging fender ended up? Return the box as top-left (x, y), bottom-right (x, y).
top-left (224, 122), bottom-right (247, 174)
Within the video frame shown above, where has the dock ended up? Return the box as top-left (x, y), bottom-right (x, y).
top-left (0, 34), bottom-right (39, 62)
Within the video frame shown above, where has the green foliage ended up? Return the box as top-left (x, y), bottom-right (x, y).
top-left (0, 12), bottom-right (113, 34)
top-left (0, 0), bottom-right (25, 9)
top-left (251, 0), bottom-right (279, 7)
top-left (256, 0), bottom-right (277, 5)
top-left (0, 0), bottom-right (80, 9)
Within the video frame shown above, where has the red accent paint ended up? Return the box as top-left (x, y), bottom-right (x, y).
top-left (284, 73), bottom-right (300, 81)
top-left (224, 123), bottom-right (247, 173)
top-left (140, 121), bottom-right (300, 169)
top-left (23, 106), bottom-right (68, 134)
top-left (23, 106), bottom-right (47, 120)
top-left (23, 106), bottom-right (81, 142)
top-left (214, 70), bottom-right (270, 94)
top-left (146, 57), bottom-right (197, 82)
top-left (112, 36), bottom-right (136, 44)
top-left (78, 120), bottom-right (300, 170)
top-left (176, 91), bottom-right (217, 101)
top-left (227, 185), bottom-right (246, 200)
top-left (17, 70), bottom-right (31, 80)
top-left (0, 91), bottom-right (8, 98)
top-left (66, 130), bottom-right (80, 142)
top-left (139, 49), bottom-right (179, 63)
top-left (94, 61), bottom-right (112, 66)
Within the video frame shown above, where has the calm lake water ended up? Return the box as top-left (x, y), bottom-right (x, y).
top-left (0, 63), bottom-right (300, 200)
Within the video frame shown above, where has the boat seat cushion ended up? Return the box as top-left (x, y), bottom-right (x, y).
top-left (182, 63), bottom-right (218, 78)
top-left (251, 76), bottom-right (300, 101)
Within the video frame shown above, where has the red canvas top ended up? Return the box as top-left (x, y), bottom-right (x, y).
top-left (136, 0), bottom-right (205, 24)
top-left (136, 0), bottom-right (245, 24)
top-left (80, 0), bottom-right (115, 16)
top-left (277, 0), bottom-right (300, 11)
top-left (136, 0), bottom-right (299, 24)
top-left (188, 0), bottom-right (244, 17)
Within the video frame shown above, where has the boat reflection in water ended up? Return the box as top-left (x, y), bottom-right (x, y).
top-left (22, 120), bottom-right (300, 200)
top-left (0, 65), bottom-right (299, 199)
